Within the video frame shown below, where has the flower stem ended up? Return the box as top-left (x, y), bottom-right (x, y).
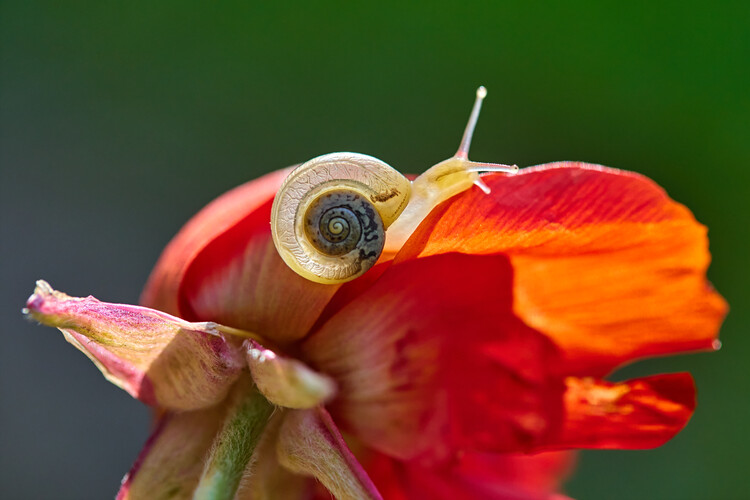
top-left (193, 379), bottom-right (275, 500)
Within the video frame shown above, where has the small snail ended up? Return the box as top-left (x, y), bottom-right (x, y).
top-left (271, 86), bottom-right (517, 284)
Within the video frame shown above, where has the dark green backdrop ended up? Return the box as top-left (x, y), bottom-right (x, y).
top-left (1, 2), bottom-right (747, 498)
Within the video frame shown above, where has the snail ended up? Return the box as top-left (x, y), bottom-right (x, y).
top-left (270, 86), bottom-right (518, 284)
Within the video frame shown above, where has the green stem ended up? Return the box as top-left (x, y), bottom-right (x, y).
top-left (193, 381), bottom-right (274, 500)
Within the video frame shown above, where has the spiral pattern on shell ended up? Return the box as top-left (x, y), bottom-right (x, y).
top-left (304, 190), bottom-right (380, 256)
top-left (270, 153), bottom-right (411, 284)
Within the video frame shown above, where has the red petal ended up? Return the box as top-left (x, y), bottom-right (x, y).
top-left (550, 373), bottom-right (696, 450)
top-left (453, 451), bottom-right (575, 499)
top-left (364, 450), bottom-right (574, 500)
top-left (142, 168), bottom-right (290, 314)
top-left (398, 163), bottom-right (727, 374)
top-left (302, 253), bottom-right (565, 461)
top-left (178, 196), bottom-right (340, 343)
top-left (142, 168), bottom-right (340, 343)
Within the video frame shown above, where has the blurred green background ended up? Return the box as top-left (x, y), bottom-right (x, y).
top-left (1, 2), bottom-right (747, 498)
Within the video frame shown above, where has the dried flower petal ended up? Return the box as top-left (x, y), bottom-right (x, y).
top-left (25, 280), bottom-right (244, 410)
top-left (117, 405), bottom-right (225, 499)
top-left (246, 339), bottom-right (337, 409)
top-left (277, 408), bottom-right (383, 500)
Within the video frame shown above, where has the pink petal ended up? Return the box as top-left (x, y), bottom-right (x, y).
top-left (26, 280), bottom-right (244, 410)
top-left (178, 200), bottom-right (340, 342)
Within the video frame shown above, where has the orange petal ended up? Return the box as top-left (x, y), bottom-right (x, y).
top-left (277, 408), bottom-right (383, 500)
top-left (303, 253), bottom-right (565, 461)
top-left (26, 280), bottom-right (244, 410)
top-left (550, 373), bottom-right (696, 450)
top-left (117, 405), bottom-right (225, 499)
top-left (399, 163), bottom-right (727, 374)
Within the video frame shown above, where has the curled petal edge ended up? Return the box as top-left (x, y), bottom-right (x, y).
top-left (25, 280), bottom-right (245, 410)
top-left (546, 373), bottom-right (697, 450)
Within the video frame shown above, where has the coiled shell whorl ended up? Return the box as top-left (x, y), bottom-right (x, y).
top-left (270, 153), bottom-right (411, 284)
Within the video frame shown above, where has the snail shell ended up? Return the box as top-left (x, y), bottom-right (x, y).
top-left (270, 153), bottom-right (411, 284)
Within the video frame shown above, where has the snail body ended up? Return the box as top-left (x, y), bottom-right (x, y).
top-left (271, 87), bottom-right (517, 284)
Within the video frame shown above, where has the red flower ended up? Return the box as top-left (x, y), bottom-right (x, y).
top-left (26, 89), bottom-right (726, 499)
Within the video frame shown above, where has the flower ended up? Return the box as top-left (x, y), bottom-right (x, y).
top-left (25, 159), bottom-right (726, 499)
top-left (25, 89), bottom-right (726, 499)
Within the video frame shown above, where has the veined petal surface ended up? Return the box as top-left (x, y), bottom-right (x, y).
top-left (398, 163), bottom-right (727, 374)
top-left (277, 408), bottom-right (383, 500)
top-left (26, 281), bottom-right (244, 410)
top-left (246, 339), bottom-right (337, 409)
top-left (142, 168), bottom-right (340, 343)
top-left (303, 253), bottom-right (564, 461)
top-left (142, 168), bottom-right (291, 315)
top-left (177, 197), bottom-right (340, 343)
